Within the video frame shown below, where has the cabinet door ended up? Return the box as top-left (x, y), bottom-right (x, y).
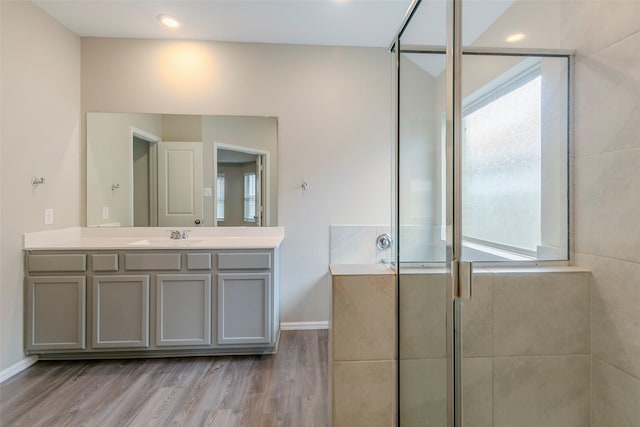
top-left (217, 272), bottom-right (271, 345)
top-left (26, 276), bottom-right (86, 351)
top-left (92, 275), bottom-right (149, 348)
top-left (156, 274), bottom-right (212, 346)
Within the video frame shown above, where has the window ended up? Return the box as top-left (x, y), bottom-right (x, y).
top-left (216, 173), bottom-right (225, 221)
top-left (462, 68), bottom-right (542, 257)
top-left (243, 172), bottom-right (256, 222)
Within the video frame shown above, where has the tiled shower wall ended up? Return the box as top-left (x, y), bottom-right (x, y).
top-left (400, 268), bottom-right (592, 427)
top-left (572, 6), bottom-right (640, 425)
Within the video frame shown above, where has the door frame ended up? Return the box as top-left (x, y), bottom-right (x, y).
top-left (130, 127), bottom-right (160, 227)
top-left (213, 142), bottom-right (270, 227)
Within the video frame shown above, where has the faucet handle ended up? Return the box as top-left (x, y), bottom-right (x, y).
top-left (181, 230), bottom-right (191, 239)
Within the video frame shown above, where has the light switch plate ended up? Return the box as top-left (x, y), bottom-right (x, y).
top-left (44, 208), bottom-right (54, 225)
top-left (203, 187), bottom-right (212, 197)
top-left (102, 206), bottom-right (109, 219)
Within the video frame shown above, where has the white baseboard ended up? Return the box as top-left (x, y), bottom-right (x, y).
top-left (0, 356), bottom-right (38, 384)
top-left (280, 321), bottom-right (329, 330)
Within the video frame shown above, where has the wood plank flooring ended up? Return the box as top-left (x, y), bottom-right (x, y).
top-left (0, 330), bottom-right (328, 427)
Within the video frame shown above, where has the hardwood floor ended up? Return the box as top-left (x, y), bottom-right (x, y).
top-left (0, 330), bottom-right (328, 427)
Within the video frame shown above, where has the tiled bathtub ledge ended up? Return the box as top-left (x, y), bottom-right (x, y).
top-left (329, 264), bottom-right (395, 276)
top-left (397, 265), bottom-right (591, 275)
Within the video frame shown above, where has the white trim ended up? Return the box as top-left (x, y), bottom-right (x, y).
top-left (280, 321), bottom-right (329, 331)
top-left (0, 356), bottom-right (38, 384)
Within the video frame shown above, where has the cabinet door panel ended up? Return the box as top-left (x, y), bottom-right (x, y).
top-left (156, 274), bottom-right (212, 346)
top-left (92, 275), bottom-right (149, 348)
top-left (217, 272), bottom-right (271, 345)
top-left (27, 276), bottom-right (86, 351)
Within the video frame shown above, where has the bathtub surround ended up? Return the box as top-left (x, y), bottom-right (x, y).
top-left (330, 265), bottom-right (396, 427)
top-left (330, 225), bottom-right (392, 264)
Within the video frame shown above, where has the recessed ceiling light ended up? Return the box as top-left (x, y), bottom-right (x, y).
top-left (158, 14), bottom-right (180, 29)
top-left (506, 33), bottom-right (525, 43)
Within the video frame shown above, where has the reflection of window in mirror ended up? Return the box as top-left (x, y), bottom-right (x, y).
top-left (216, 173), bottom-right (225, 221)
top-left (243, 173), bottom-right (256, 223)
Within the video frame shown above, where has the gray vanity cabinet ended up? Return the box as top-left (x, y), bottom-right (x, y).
top-left (25, 247), bottom-right (280, 358)
top-left (216, 251), bottom-right (276, 346)
top-left (156, 274), bottom-right (212, 346)
top-left (217, 272), bottom-right (272, 345)
top-left (91, 275), bottom-right (150, 348)
top-left (26, 276), bottom-right (86, 351)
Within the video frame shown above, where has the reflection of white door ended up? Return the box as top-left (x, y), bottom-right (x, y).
top-left (158, 142), bottom-right (203, 227)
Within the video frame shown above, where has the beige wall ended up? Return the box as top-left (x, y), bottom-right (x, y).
top-left (0, 2), bottom-right (81, 372)
top-left (81, 38), bottom-right (392, 326)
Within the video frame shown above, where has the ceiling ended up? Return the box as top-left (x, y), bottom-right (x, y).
top-left (34, 0), bottom-right (414, 48)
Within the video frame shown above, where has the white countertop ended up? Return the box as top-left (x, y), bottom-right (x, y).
top-left (24, 227), bottom-right (284, 250)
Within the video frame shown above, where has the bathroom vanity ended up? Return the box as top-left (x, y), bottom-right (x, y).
top-left (23, 227), bottom-right (283, 359)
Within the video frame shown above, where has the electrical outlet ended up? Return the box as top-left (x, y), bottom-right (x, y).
top-left (44, 208), bottom-right (54, 225)
top-left (102, 206), bottom-right (109, 219)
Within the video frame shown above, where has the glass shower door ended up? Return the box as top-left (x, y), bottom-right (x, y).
top-left (395, 0), bottom-right (573, 426)
top-left (396, 0), bottom-right (452, 425)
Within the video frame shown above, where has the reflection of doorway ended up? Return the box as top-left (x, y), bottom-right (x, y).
top-left (131, 128), bottom-right (159, 226)
top-left (214, 144), bottom-right (268, 227)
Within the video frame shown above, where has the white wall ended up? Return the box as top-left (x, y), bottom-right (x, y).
top-left (0, 1), bottom-right (81, 373)
top-left (81, 38), bottom-right (392, 325)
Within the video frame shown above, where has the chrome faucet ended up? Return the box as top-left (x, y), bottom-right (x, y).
top-left (167, 229), bottom-right (191, 239)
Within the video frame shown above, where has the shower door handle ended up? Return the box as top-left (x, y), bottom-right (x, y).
top-left (452, 260), bottom-right (472, 300)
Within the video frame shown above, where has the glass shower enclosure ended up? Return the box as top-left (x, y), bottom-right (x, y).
top-left (392, 0), bottom-right (572, 425)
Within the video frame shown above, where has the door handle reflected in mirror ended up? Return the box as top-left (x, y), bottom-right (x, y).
top-left (194, 218), bottom-right (201, 225)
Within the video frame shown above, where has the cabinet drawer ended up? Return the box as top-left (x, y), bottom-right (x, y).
top-left (92, 254), bottom-right (118, 272)
top-left (217, 252), bottom-right (271, 270)
top-left (28, 254), bottom-right (86, 273)
top-left (125, 253), bottom-right (181, 271)
top-left (187, 253), bottom-right (211, 270)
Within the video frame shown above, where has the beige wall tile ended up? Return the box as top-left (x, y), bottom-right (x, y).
top-left (463, 273), bottom-right (493, 357)
top-left (574, 31), bottom-right (640, 158)
top-left (494, 355), bottom-right (590, 427)
top-left (399, 273), bottom-right (447, 359)
top-left (493, 272), bottom-right (590, 356)
top-left (399, 358), bottom-right (446, 427)
top-left (592, 356), bottom-right (640, 427)
top-left (332, 274), bottom-right (395, 361)
top-left (333, 361), bottom-right (396, 427)
top-left (574, 150), bottom-right (640, 264)
top-left (463, 357), bottom-right (493, 427)
top-left (575, 253), bottom-right (640, 378)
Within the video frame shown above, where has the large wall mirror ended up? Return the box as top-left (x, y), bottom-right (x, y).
top-left (86, 113), bottom-right (278, 227)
